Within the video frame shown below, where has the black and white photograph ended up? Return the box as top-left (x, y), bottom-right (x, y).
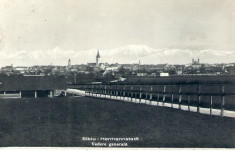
top-left (0, 0), bottom-right (235, 148)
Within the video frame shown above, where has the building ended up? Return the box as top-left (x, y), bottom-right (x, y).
top-left (67, 59), bottom-right (71, 69)
top-left (191, 58), bottom-right (201, 69)
top-left (160, 73), bottom-right (169, 77)
top-left (229, 66), bottom-right (235, 75)
top-left (14, 66), bottom-right (29, 74)
top-left (149, 73), bottom-right (157, 77)
top-left (0, 75), bottom-right (67, 98)
top-left (1, 65), bottom-right (14, 73)
top-left (77, 64), bottom-right (88, 71)
top-left (87, 63), bottom-right (96, 67)
top-left (87, 50), bottom-right (101, 68)
top-left (137, 72), bottom-right (148, 77)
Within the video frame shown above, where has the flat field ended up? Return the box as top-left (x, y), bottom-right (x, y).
top-left (0, 97), bottom-right (235, 147)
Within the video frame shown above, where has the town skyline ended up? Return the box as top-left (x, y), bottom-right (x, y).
top-left (0, 44), bottom-right (235, 67)
top-left (1, 48), bottom-right (235, 77)
top-left (1, 45), bottom-right (235, 67)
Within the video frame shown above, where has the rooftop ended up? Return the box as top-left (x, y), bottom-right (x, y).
top-left (0, 75), bottom-right (67, 91)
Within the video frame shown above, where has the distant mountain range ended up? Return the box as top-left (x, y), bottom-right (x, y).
top-left (1, 45), bottom-right (235, 66)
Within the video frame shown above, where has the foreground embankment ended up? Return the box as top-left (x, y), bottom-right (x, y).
top-left (0, 97), bottom-right (235, 147)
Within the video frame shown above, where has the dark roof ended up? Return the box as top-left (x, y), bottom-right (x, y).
top-left (0, 75), bottom-right (67, 91)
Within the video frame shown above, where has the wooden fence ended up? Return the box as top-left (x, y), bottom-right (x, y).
top-left (69, 84), bottom-right (235, 117)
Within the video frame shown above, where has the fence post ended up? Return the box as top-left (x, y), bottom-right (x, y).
top-left (95, 85), bottom-right (98, 97)
top-left (135, 90), bottom-right (138, 103)
top-left (101, 85), bottom-right (103, 97)
top-left (96, 85), bottom-right (98, 97)
top-left (145, 92), bottom-right (148, 104)
top-left (150, 86), bottom-right (153, 105)
top-left (171, 93), bottom-right (174, 108)
top-left (163, 85), bottom-right (166, 105)
top-left (90, 85), bottom-right (92, 97)
top-left (35, 91), bottom-right (37, 98)
top-left (188, 95), bottom-right (190, 111)
top-left (90, 85), bottom-right (91, 97)
top-left (98, 85), bottom-right (100, 97)
top-left (104, 85), bottom-right (106, 97)
top-left (86, 86), bottom-right (88, 97)
top-left (100, 85), bottom-right (103, 97)
top-left (157, 92), bottom-right (160, 106)
top-left (93, 85), bottom-right (95, 97)
top-left (221, 86), bottom-right (225, 117)
top-left (85, 86), bottom-right (87, 96)
top-left (100, 85), bottom-right (102, 98)
top-left (104, 85), bottom-right (107, 98)
top-left (128, 88), bottom-right (130, 101)
top-left (178, 86), bottom-right (182, 109)
top-left (119, 86), bottom-right (121, 100)
top-left (139, 86), bottom-right (142, 103)
top-left (210, 96), bottom-right (213, 116)
top-left (94, 85), bottom-right (95, 97)
top-left (131, 86), bottom-right (133, 102)
top-left (90, 86), bottom-right (91, 97)
top-left (197, 85), bottom-right (201, 113)
top-left (123, 86), bottom-right (126, 101)
top-left (115, 85), bottom-right (118, 99)
top-left (110, 85), bottom-right (112, 99)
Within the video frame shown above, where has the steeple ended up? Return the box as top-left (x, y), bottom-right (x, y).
top-left (68, 59), bottom-right (71, 68)
top-left (96, 50), bottom-right (100, 67)
top-left (96, 50), bottom-right (100, 59)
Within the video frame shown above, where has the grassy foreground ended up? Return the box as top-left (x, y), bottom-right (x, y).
top-left (0, 97), bottom-right (234, 147)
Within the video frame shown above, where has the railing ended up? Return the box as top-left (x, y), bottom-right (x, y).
top-left (69, 84), bottom-right (235, 117)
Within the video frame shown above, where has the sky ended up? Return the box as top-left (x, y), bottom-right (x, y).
top-left (0, 0), bottom-right (235, 66)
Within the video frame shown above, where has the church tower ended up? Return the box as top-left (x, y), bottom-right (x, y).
top-left (68, 59), bottom-right (71, 68)
top-left (96, 50), bottom-right (100, 67)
